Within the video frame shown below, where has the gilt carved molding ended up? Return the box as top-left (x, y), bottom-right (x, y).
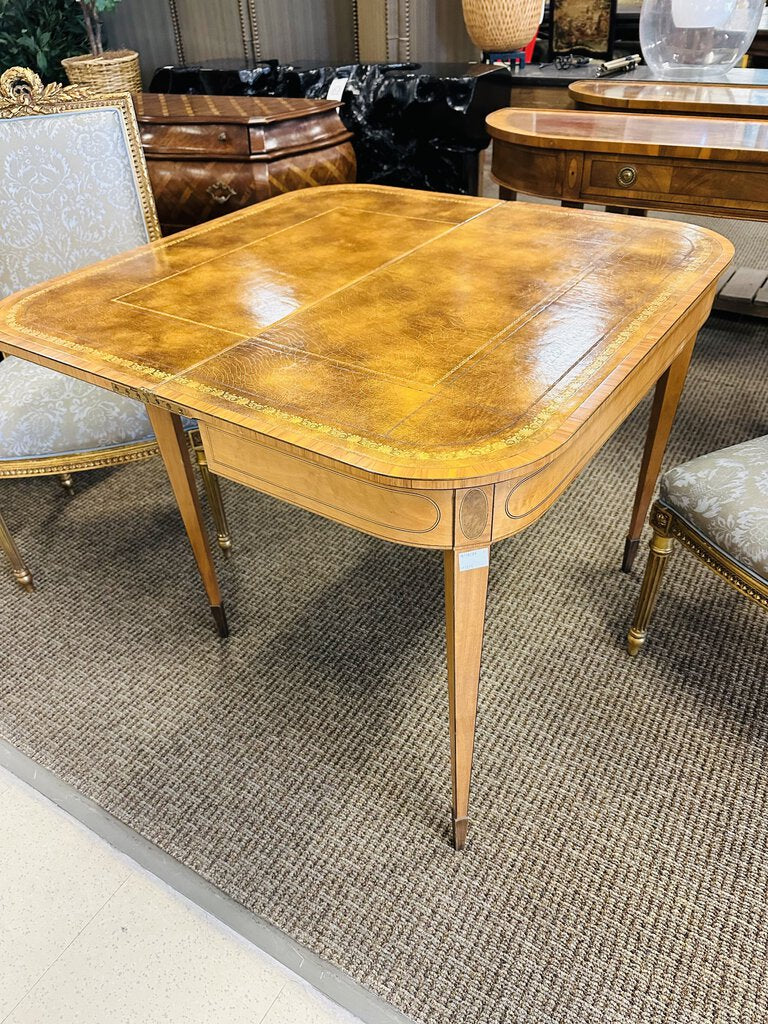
top-left (0, 67), bottom-right (93, 118)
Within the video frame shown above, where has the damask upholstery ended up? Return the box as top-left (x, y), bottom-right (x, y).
top-left (659, 435), bottom-right (768, 584)
top-left (0, 357), bottom-right (199, 459)
top-left (0, 73), bottom-right (231, 590)
top-left (0, 107), bottom-right (190, 457)
top-left (0, 107), bottom-right (149, 293)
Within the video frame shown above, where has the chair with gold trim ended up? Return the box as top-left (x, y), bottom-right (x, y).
top-left (628, 435), bottom-right (768, 655)
top-left (0, 67), bottom-right (231, 591)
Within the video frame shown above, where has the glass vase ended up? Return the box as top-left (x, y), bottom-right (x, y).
top-left (639, 0), bottom-right (764, 79)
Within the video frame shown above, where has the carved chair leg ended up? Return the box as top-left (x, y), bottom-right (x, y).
top-left (197, 458), bottom-right (232, 557)
top-left (59, 472), bottom-right (76, 496)
top-left (189, 431), bottom-right (232, 556)
top-left (627, 527), bottom-right (675, 657)
top-left (0, 512), bottom-right (34, 592)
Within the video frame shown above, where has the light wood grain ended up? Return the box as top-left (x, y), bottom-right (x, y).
top-left (444, 544), bottom-right (490, 851)
top-left (621, 336), bottom-right (696, 573)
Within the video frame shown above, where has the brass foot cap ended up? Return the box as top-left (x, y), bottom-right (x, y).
top-left (627, 629), bottom-right (645, 657)
top-left (452, 815), bottom-right (469, 851)
top-left (218, 536), bottom-right (233, 558)
top-left (622, 537), bottom-right (641, 574)
top-left (211, 604), bottom-right (229, 639)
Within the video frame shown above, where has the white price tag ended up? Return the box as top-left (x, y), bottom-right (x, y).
top-left (459, 549), bottom-right (490, 572)
top-left (326, 77), bottom-right (348, 102)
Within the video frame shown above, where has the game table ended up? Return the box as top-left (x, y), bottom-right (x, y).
top-left (0, 185), bottom-right (731, 848)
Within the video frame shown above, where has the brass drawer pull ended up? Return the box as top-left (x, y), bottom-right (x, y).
top-left (206, 181), bottom-right (238, 205)
top-left (617, 165), bottom-right (637, 188)
top-left (217, 131), bottom-right (228, 142)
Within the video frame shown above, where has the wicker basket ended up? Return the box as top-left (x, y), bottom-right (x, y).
top-left (462, 0), bottom-right (542, 51)
top-left (61, 49), bottom-right (141, 94)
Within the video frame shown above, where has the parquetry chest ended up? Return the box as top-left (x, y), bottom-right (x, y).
top-left (134, 93), bottom-right (356, 233)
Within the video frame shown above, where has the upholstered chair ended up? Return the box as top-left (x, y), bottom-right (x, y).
top-left (0, 67), bottom-right (230, 591)
top-left (628, 435), bottom-right (768, 655)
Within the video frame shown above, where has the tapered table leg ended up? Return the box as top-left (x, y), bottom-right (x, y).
top-left (444, 546), bottom-right (490, 851)
top-left (146, 405), bottom-right (228, 637)
top-left (623, 336), bottom-right (696, 574)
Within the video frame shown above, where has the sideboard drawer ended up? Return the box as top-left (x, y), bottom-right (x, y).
top-left (583, 157), bottom-right (674, 198)
top-left (140, 121), bottom-right (250, 158)
top-left (582, 154), bottom-right (768, 214)
top-left (146, 161), bottom-right (268, 226)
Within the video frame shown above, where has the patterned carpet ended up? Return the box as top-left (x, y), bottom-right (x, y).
top-left (1, 309), bottom-right (767, 1023)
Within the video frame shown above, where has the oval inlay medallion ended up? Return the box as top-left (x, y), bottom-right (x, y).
top-left (459, 488), bottom-right (488, 540)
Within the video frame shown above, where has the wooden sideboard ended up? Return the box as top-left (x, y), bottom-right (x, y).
top-left (487, 108), bottom-right (768, 220)
top-left (134, 93), bottom-right (356, 233)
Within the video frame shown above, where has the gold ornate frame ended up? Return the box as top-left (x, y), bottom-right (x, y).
top-left (628, 500), bottom-right (768, 655)
top-left (0, 68), bottom-right (230, 588)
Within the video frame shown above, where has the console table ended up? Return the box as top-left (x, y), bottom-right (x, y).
top-left (0, 186), bottom-right (730, 847)
top-left (569, 80), bottom-right (768, 118)
top-left (134, 93), bottom-right (354, 234)
top-left (504, 64), bottom-right (768, 111)
top-left (488, 108), bottom-right (768, 316)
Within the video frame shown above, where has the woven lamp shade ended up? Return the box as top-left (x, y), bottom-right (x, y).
top-left (462, 0), bottom-right (542, 51)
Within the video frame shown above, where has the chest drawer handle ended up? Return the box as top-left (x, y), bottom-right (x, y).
top-left (206, 181), bottom-right (238, 205)
top-left (617, 166), bottom-right (637, 187)
top-left (217, 131), bottom-right (228, 142)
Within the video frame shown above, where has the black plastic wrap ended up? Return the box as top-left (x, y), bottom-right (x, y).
top-left (149, 60), bottom-right (512, 195)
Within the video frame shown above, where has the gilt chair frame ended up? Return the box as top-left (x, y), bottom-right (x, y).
top-left (0, 67), bottom-right (230, 588)
top-left (628, 501), bottom-right (768, 656)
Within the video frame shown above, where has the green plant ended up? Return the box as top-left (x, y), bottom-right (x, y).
top-left (0, 0), bottom-right (87, 81)
top-left (76, 0), bottom-right (123, 57)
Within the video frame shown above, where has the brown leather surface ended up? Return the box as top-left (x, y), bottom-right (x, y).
top-left (0, 186), bottom-right (732, 482)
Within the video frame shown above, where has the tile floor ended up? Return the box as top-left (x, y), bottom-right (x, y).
top-left (0, 765), bottom-right (363, 1024)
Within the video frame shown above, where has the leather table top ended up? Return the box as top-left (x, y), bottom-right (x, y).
top-left (0, 185), bottom-right (731, 483)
